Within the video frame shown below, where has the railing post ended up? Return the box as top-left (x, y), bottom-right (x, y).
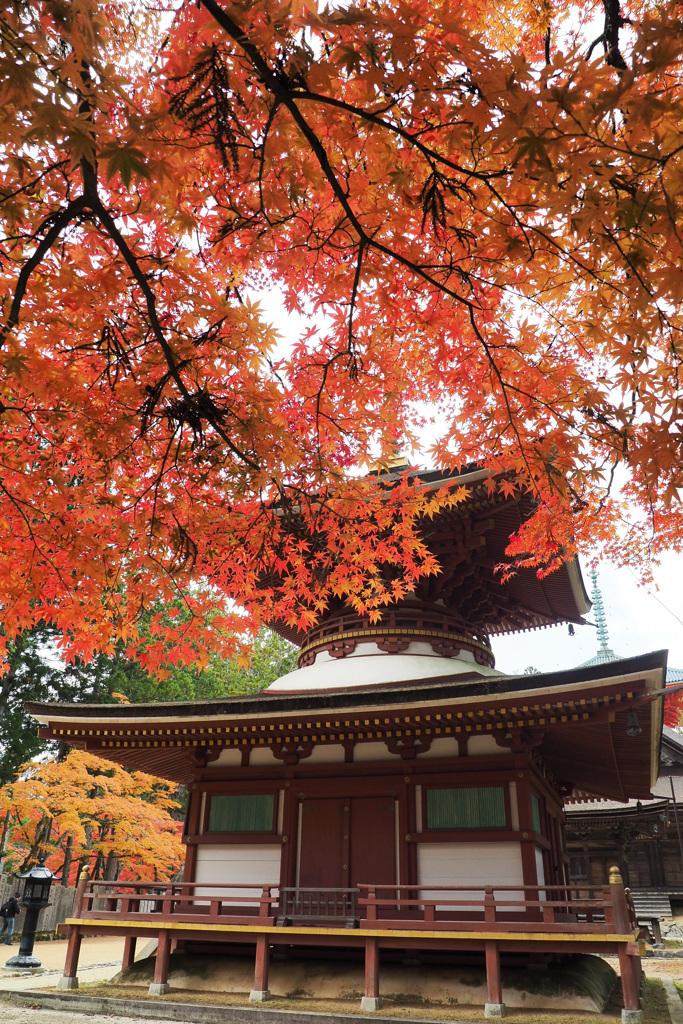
top-left (250, 934), bottom-right (271, 1002)
top-left (258, 886), bottom-right (271, 921)
top-left (361, 936), bottom-right (381, 1011)
top-left (484, 887), bottom-right (496, 924)
top-left (72, 867), bottom-right (90, 918)
top-left (366, 886), bottom-right (377, 922)
top-left (484, 940), bottom-right (506, 1018)
top-left (149, 930), bottom-right (172, 995)
top-left (609, 867), bottom-right (631, 934)
top-left (57, 927), bottom-right (82, 990)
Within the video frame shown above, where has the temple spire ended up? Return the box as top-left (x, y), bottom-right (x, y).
top-left (589, 568), bottom-right (610, 651)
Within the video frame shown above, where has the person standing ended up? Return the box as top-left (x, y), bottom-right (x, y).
top-left (0, 894), bottom-right (21, 945)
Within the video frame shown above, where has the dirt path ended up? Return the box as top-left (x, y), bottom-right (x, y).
top-left (2, 935), bottom-right (126, 971)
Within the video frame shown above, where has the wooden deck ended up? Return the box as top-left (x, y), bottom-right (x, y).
top-left (58, 876), bottom-right (644, 1019)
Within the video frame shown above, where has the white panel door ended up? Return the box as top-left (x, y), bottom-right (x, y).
top-left (194, 843), bottom-right (281, 905)
top-left (417, 841), bottom-right (524, 911)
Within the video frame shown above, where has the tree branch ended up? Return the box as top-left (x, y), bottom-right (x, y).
top-left (0, 198), bottom-right (87, 351)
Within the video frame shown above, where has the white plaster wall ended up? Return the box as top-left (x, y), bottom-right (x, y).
top-left (353, 741), bottom-right (399, 762)
top-left (467, 734), bottom-right (506, 756)
top-left (249, 747), bottom-right (278, 766)
top-left (534, 847), bottom-right (545, 884)
top-left (194, 844), bottom-right (281, 904)
top-left (304, 743), bottom-right (346, 764)
top-left (210, 749), bottom-right (241, 767)
top-left (532, 851), bottom-right (544, 901)
top-left (418, 736), bottom-right (459, 759)
top-left (417, 841), bottom-right (524, 910)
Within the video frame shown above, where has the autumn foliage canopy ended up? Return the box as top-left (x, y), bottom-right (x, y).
top-left (2, 0), bottom-right (683, 673)
top-left (0, 749), bottom-right (183, 882)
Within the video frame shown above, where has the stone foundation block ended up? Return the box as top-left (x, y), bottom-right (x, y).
top-left (148, 982), bottom-right (170, 996)
top-left (57, 977), bottom-right (78, 990)
top-left (249, 989), bottom-right (271, 1002)
top-left (485, 1003), bottom-right (506, 1018)
top-left (360, 997), bottom-right (382, 1011)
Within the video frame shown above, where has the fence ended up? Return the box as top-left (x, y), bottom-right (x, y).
top-left (0, 874), bottom-right (76, 937)
top-left (73, 878), bottom-right (636, 935)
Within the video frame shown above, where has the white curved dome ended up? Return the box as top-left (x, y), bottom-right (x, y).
top-left (266, 642), bottom-right (503, 694)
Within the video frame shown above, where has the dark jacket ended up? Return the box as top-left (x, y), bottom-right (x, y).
top-left (0, 897), bottom-right (20, 918)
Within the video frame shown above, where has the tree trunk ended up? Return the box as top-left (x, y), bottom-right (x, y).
top-left (103, 849), bottom-right (119, 881)
top-left (62, 833), bottom-right (74, 886)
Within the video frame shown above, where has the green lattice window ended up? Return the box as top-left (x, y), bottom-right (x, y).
top-left (530, 793), bottom-right (542, 834)
top-left (207, 794), bottom-right (275, 833)
top-left (426, 787), bottom-right (506, 830)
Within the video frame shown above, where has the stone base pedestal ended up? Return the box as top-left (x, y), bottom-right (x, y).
top-left (249, 990), bottom-right (271, 1002)
top-left (57, 977), bottom-right (79, 990)
top-left (621, 1011), bottom-right (643, 1024)
top-left (4, 954), bottom-right (42, 970)
top-left (361, 997), bottom-right (382, 1011)
top-left (148, 982), bottom-right (170, 996)
top-left (485, 1003), bottom-right (507, 1018)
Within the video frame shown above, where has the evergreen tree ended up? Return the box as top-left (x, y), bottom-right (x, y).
top-left (0, 624), bottom-right (297, 784)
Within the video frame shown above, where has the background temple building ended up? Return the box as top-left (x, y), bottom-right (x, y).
top-left (28, 466), bottom-right (665, 1021)
top-left (565, 571), bottom-right (683, 935)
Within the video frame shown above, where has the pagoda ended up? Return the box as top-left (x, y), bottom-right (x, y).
top-left (28, 465), bottom-right (664, 1022)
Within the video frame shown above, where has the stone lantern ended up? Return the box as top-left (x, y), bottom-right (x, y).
top-left (5, 856), bottom-right (56, 970)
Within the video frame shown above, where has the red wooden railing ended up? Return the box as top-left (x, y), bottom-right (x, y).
top-left (355, 883), bottom-right (636, 933)
top-left (78, 880), bottom-right (278, 926)
top-left (74, 879), bottom-right (636, 936)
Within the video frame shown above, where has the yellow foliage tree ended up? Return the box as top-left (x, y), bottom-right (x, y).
top-left (0, 750), bottom-right (184, 883)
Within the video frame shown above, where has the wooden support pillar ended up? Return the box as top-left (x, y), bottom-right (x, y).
top-left (361, 936), bottom-right (381, 1011)
top-left (618, 945), bottom-right (643, 1024)
top-left (250, 934), bottom-right (271, 1001)
top-left (148, 930), bottom-right (171, 995)
top-left (121, 936), bottom-right (137, 972)
top-left (484, 940), bottom-right (506, 1018)
top-left (57, 927), bottom-right (82, 990)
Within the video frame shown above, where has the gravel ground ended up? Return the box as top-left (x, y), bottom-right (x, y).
top-left (0, 948), bottom-right (678, 1024)
top-left (0, 1003), bottom-right (182, 1024)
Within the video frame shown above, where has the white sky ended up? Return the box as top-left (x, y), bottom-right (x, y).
top-left (491, 555), bottom-right (683, 676)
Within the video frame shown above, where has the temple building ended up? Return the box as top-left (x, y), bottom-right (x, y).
top-left (27, 465), bottom-right (665, 1021)
top-left (565, 571), bottom-right (683, 933)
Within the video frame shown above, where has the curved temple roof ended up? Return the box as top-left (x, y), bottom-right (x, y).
top-left (27, 650), bottom-right (667, 802)
top-left (267, 464), bottom-right (591, 649)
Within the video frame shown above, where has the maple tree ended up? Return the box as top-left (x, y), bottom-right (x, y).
top-left (2, 0), bottom-right (683, 688)
top-left (0, 748), bottom-right (183, 881)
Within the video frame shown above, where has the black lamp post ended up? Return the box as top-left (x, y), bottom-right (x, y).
top-left (5, 856), bottom-right (56, 970)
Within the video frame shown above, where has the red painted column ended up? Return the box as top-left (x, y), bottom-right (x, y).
top-left (618, 945), bottom-right (642, 1020)
top-left (484, 941), bottom-right (506, 1018)
top-left (121, 936), bottom-right (137, 972)
top-left (148, 930), bottom-right (171, 995)
top-left (361, 936), bottom-right (381, 1011)
top-left (57, 927), bottom-right (82, 990)
top-left (250, 934), bottom-right (271, 1001)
